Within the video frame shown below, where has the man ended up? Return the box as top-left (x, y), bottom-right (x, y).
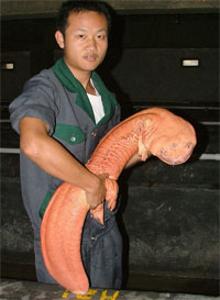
top-left (10, 1), bottom-right (123, 289)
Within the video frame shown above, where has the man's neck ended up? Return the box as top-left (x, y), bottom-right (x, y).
top-left (86, 80), bottom-right (97, 95)
top-left (64, 59), bottom-right (92, 91)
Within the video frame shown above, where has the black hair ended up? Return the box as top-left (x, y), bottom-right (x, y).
top-left (56, 1), bottom-right (112, 35)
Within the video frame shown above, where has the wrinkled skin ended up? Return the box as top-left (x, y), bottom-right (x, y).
top-left (41, 107), bottom-right (196, 294)
top-left (135, 108), bottom-right (196, 165)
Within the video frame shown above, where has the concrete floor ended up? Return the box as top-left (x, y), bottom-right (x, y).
top-left (0, 279), bottom-right (220, 300)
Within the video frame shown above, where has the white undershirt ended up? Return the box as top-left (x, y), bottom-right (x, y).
top-left (87, 80), bottom-right (105, 124)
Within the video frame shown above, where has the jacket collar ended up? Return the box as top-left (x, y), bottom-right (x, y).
top-left (52, 58), bottom-right (117, 126)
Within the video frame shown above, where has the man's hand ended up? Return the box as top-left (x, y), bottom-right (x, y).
top-left (85, 174), bottom-right (107, 209)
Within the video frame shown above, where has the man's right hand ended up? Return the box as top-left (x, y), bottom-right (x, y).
top-left (85, 174), bottom-right (107, 209)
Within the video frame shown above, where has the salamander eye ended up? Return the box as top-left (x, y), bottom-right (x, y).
top-left (171, 143), bottom-right (178, 148)
top-left (186, 142), bottom-right (193, 149)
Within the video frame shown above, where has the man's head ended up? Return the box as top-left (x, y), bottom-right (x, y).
top-left (56, 1), bottom-right (112, 36)
top-left (55, 1), bottom-right (112, 79)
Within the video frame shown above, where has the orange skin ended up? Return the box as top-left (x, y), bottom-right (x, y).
top-left (40, 107), bottom-right (196, 294)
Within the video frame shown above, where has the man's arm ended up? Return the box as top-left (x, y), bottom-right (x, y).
top-left (19, 116), bottom-right (106, 209)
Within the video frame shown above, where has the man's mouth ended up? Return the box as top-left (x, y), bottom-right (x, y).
top-left (83, 54), bottom-right (98, 62)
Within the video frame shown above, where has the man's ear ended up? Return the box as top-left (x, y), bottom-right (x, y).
top-left (55, 30), bottom-right (65, 49)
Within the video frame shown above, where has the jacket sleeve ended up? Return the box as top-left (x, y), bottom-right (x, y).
top-left (9, 71), bottom-right (59, 136)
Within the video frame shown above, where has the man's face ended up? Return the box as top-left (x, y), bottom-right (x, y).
top-left (56, 11), bottom-right (108, 78)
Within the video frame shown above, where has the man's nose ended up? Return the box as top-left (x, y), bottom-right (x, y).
top-left (87, 36), bottom-right (97, 49)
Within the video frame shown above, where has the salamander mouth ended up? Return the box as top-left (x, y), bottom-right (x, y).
top-left (159, 148), bottom-right (193, 165)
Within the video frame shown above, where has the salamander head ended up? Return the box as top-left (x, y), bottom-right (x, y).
top-left (142, 109), bottom-right (197, 165)
top-left (151, 134), bottom-right (196, 165)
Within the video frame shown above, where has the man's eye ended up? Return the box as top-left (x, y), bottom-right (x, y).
top-left (97, 34), bottom-right (106, 40)
top-left (76, 34), bottom-right (85, 39)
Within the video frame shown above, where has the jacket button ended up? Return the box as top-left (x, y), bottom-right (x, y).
top-left (70, 136), bottom-right (76, 142)
top-left (91, 131), bottom-right (97, 137)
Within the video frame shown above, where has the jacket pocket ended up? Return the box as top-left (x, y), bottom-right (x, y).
top-left (53, 123), bottom-right (85, 145)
